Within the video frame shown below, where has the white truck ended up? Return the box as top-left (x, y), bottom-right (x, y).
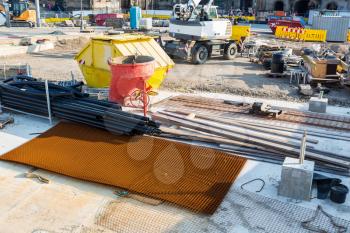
top-left (164, 0), bottom-right (238, 64)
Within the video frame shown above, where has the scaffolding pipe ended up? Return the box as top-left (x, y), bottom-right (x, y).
top-left (35, 0), bottom-right (41, 27)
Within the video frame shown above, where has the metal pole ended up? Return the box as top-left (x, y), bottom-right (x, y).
top-left (80, 0), bottom-right (84, 30)
top-left (70, 71), bottom-right (75, 82)
top-left (143, 81), bottom-right (147, 117)
top-left (45, 80), bottom-right (53, 125)
top-left (4, 3), bottom-right (10, 27)
top-left (299, 131), bottom-right (307, 164)
top-left (319, 90), bottom-right (324, 99)
top-left (35, 0), bottom-right (41, 27)
top-left (26, 64), bottom-right (32, 77)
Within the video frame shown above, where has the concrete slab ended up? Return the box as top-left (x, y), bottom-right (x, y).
top-left (0, 45), bottom-right (28, 57)
top-left (0, 42), bottom-right (55, 58)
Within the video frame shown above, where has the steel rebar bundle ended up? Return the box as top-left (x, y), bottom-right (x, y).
top-left (0, 76), bottom-right (161, 136)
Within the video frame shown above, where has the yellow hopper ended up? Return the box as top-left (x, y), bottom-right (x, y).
top-left (75, 34), bottom-right (174, 89)
top-left (231, 25), bottom-right (251, 41)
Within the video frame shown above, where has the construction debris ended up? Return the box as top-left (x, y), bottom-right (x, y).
top-left (153, 95), bottom-right (350, 176)
top-left (25, 172), bottom-right (50, 184)
top-left (249, 102), bottom-right (283, 118)
top-left (0, 115), bottom-right (13, 129)
top-left (156, 95), bottom-right (350, 131)
top-left (299, 84), bottom-right (314, 96)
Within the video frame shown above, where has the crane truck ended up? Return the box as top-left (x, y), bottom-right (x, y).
top-left (0, 0), bottom-right (36, 27)
top-left (164, 0), bottom-right (238, 64)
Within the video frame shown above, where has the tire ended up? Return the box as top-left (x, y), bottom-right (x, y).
top-left (191, 44), bottom-right (209, 65)
top-left (224, 43), bottom-right (238, 60)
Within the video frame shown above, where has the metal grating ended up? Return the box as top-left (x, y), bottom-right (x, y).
top-left (95, 188), bottom-right (350, 233)
top-left (0, 122), bottom-right (246, 214)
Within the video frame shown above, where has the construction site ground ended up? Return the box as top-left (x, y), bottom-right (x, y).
top-left (1, 26), bottom-right (350, 232)
top-left (0, 91), bottom-right (349, 232)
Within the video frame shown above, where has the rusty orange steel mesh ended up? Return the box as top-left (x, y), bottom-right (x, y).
top-left (0, 122), bottom-right (246, 214)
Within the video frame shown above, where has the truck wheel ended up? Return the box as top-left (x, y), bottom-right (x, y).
top-left (224, 43), bottom-right (237, 60)
top-left (192, 44), bottom-right (209, 64)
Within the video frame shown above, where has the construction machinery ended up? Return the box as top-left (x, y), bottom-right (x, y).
top-left (0, 0), bottom-right (36, 27)
top-left (164, 0), bottom-right (238, 64)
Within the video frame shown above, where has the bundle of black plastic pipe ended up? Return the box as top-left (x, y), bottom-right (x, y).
top-left (0, 76), bottom-right (161, 136)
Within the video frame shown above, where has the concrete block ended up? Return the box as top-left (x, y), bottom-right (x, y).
top-left (299, 84), bottom-right (313, 96)
top-left (278, 157), bottom-right (315, 201)
top-left (20, 37), bottom-right (36, 46)
top-left (309, 97), bottom-right (328, 113)
top-left (27, 42), bottom-right (55, 53)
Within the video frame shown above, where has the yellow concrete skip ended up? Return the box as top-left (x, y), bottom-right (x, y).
top-left (231, 25), bottom-right (251, 41)
top-left (275, 27), bottom-right (305, 40)
top-left (275, 26), bottom-right (289, 39)
top-left (75, 34), bottom-right (174, 89)
top-left (275, 26), bottom-right (327, 42)
top-left (303, 29), bottom-right (327, 42)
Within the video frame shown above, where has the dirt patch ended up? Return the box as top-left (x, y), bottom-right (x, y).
top-left (54, 37), bottom-right (90, 52)
top-left (162, 78), bottom-right (301, 102)
top-left (160, 46), bottom-right (350, 107)
top-left (0, 51), bottom-right (83, 81)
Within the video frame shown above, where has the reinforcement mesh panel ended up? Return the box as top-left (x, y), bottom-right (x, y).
top-left (0, 122), bottom-right (246, 214)
top-left (95, 188), bottom-right (350, 233)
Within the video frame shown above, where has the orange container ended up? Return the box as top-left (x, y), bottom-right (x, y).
top-left (275, 11), bottom-right (286, 17)
top-left (108, 56), bottom-right (155, 104)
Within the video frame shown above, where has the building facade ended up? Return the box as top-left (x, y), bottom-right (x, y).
top-left (128, 0), bottom-right (174, 10)
top-left (215, 0), bottom-right (350, 15)
top-left (44, 0), bottom-right (121, 11)
top-left (103, 0), bottom-right (350, 15)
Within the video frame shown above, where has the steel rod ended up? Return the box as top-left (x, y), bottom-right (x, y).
top-left (0, 77), bottom-right (160, 136)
